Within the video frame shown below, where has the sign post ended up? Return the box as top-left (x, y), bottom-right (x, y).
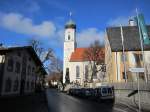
top-left (129, 67), bottom-right (144, 112)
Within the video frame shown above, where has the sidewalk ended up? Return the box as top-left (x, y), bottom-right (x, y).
top-left (115, 97), bottom-right (150, 112)
top-left (0, 91), bottom-right (49, 112)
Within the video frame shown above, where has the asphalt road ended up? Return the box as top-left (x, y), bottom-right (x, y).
top-left (46, 89), bottom-right (137, 112)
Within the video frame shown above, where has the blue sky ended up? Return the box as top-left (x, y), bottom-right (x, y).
top-left (0, 0), bottom-right (150, 59)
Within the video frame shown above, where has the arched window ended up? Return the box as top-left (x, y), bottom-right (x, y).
top-left (26, 81), bottom-right (29, 90)
top-left (31, 81), bottom-right (34, 90)
top-left (13, 78), bottom-right (19, 91)
top-left (65, 68), bottom-right (70, 83)
top-left (7, 58), bottom-right (14, 72)
top-left (76, 66), bottom-right (80, 78)
top-left (27, 65), bottom-right (31, 76)
top-left (5, 78), bottom-right (12, 92)
top-left (15, 62), bottom-right (20, 73)
top-left (32, 67), bottom-right (35, 76)
top-left (68, 35), bottom-right (70, 40)
top-left (85, 65), bottom-right (88, 80)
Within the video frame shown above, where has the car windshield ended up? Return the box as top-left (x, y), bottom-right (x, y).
top-left (102, 88), bottom-right (107, 94)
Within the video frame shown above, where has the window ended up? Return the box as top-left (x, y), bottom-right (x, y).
top-left (85, 65), bottom-right (88, 80)
top-left (108, 88), bottom-right (112, 94)
top-left (102, 88), bottom-right (107, 94)
top-left (7, 58), bottom-right (14, 72)
top-left (29, 57), bottom-right (31, 61)
top-left (17, 52), bottom-right (21, 57)
top-left (27, 65), bottom-right (31, 76)
top-left (122, 72), bottom-right (128, 79)
top-left (32, 67), bottom-right (35, 76)
top-left (68, 35), bottom-right (70, 40)
top-left (31, 81), bottom-right (34, 89)
top-left (121, 53), bottom-right (127, 62)
top-left (5, 78), bottom-right (12, 92)
top-left (15, 62), bottom-right (20, 73)
top-left (65, 68), bottom-right (70, 83)
top-left (76, 66), bottom-right (80, 78)
top-left (26, 81), bottom-right (29, 90)
top-left (134, 53), bottom-right (142, 63)
top-left (139, 73), bottom-right (144, 80)
top-left (13, 79), bottom-right (19, 91)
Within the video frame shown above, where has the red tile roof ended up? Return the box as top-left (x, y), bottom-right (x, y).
top-left (70, 48), bottom-right (105, 62)
top-left (70, 48), bottom-right (88, 62)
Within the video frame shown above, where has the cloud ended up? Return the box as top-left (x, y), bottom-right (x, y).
top-left (0, 13), bottom-right (56, 38)
top-left (0, 0), bottom-right (41, 14)
top-left (47, 29), bottom-right (64, 48)
top-left (107, 16), bottom-right (129, 26)
top-left (77, 28), bottom-right (104, 47)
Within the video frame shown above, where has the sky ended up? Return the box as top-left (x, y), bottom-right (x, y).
top-left (0, 0), bottom-right (150, 60)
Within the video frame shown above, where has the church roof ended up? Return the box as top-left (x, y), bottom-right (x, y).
top-left (70, 48), bottom-right (105, 62)
top-left (70, 48), bottom-right (88, 62)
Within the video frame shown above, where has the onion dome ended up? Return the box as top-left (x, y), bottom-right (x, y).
top-left (65, 20), bottom-right (76, 29)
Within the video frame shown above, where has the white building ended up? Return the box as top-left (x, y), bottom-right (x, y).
top-left (63, 19), bottom-right (104, 86)
top-left (0, 46), bottom-right (47, 96)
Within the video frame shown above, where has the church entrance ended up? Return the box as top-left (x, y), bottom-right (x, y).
top-left (65, 68), bottom-right (70, 83)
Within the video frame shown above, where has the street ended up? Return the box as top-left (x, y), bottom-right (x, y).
top-left (46, 89), bottom-right (138, 112)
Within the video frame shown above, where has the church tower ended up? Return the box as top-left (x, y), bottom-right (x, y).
top-left (63, 17), bottom-right (76, 83)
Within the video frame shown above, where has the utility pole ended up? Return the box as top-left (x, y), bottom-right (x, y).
top-left (136, 8), bottom-right (148, 83)
top-left (120, 25), bottom-right (127, 82)
top-left (137, 72), bottom-right (141, 112)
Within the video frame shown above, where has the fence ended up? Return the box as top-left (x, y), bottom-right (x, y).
top-left (108, 82), bottom-right (150, 91)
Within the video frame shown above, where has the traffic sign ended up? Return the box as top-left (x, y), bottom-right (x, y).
top-left (129, 68), bottom-right (144, 73)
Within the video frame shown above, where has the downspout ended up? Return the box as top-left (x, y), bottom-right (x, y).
top-left (115, 52), bottom-right (119, 82)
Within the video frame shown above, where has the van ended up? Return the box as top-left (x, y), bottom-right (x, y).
top-left (94, 86), bottom-right (115, 102)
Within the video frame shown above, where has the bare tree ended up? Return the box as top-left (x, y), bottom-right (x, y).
top-left (49, 57), bottom-right (65, 90)
top-left (28, 39), bottom-right (54, 71)
top-left (84, 40), bottom-right (105, 82)
top-left (28, 39), bottom-right (54, 90)
top-left (49, 57), bottom-right (63, 73)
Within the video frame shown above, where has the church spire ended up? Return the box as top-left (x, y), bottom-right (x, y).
top-left (69, 12), bottom-right (72, 20)
top-left (65, 12), bottom-right (76, 29)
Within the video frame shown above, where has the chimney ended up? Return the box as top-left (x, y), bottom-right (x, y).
top-left (129, 19), bottom-right (135, 26)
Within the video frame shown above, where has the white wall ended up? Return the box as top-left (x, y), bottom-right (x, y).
top-left (67, 61), bottom-right (104, 86)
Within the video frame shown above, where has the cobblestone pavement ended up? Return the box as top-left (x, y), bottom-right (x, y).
top-left (0, 91), bottom-right (49, 112)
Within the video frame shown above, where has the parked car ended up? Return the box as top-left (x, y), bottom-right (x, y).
top-left (94, 86), bottom-right (115, 102)
top-left (67, 85), bottom-right (115, 103)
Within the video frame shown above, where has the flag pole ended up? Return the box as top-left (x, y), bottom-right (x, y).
top-left (120, 25), bottom-right (127, 83)
top-left (136, 8), bottom-right (148, 83)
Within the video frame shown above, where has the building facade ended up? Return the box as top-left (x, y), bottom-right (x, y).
top-left (105, 25), bottom-right (150, 83)
top-left (0, 46), bottom-right (46, 96)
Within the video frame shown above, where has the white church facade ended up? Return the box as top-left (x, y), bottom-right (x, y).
top-left (63, 19), bottom-right (105, 86)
